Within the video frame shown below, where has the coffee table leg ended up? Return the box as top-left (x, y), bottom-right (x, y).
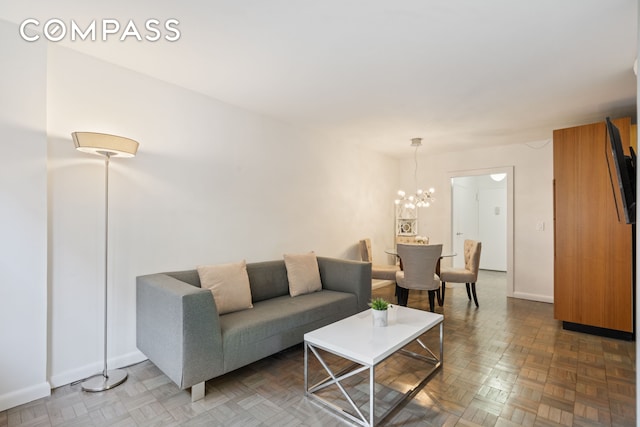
top-left (305, 343), bottom-right (371, 426)
top-left (370, 365), bottom-right (375, 426)
top-left (439, 322), bottom-right (443, 363)
top-left (304, 342), bottom-right (308, 395)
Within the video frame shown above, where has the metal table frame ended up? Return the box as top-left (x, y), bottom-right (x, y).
top-left (304, 320), bottom-right (443, 427)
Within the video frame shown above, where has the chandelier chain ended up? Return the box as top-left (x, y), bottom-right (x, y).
top-left (414, 143), bottom-right (419, 190)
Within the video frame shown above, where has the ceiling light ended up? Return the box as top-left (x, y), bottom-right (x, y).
top-left (395, 138), bottom-right (435, 209)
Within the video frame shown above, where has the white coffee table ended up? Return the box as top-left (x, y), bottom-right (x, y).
top-left (304, 305), bottom-right (443, 427)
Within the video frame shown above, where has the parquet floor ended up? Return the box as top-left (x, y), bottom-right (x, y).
top-left (1, 271), bottom-right (635, 426)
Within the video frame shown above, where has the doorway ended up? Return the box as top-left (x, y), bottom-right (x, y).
top-left (449, 167), bottom-right (514, 296)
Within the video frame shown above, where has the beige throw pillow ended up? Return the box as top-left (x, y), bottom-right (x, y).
top-left (284, 252), bottom-right (322, 297)
top-left (197, 260), bottom-right (253, 315)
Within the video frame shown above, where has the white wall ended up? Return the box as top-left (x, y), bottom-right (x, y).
top-left (46, 45), bottom-right (399, 387)
top-left (451, 174), bottom-right (507, 271)
top-left (479, 186), bottom-right (507, 271)
top-left (0, 20), bottom-right (50, 411)
top-left (399, 140), bottom-right (554, 302)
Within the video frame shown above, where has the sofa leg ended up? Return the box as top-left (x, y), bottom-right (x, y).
top-left (191, 382), bottom-right (205, 402)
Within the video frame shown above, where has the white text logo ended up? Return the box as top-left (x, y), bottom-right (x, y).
top-left (19, 18), bottom-right (180, 42)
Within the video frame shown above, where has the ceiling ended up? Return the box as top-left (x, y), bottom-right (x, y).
top-left (2, 0), bottom-right (637, 158)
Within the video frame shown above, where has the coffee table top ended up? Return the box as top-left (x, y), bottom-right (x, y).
top-left (304, 305), bottom-right (443, 365)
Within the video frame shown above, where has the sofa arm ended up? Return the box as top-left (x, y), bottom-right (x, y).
top-left (317, 257), bottom-right (372, 312)
top-left (136, 273), bottom-right (224, 389)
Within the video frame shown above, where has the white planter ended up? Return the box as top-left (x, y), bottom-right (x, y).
top-left (371, 308), bottom-right (388, 327)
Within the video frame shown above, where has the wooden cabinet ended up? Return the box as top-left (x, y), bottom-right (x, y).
top-left (553, 118), bottom-right (633, 337)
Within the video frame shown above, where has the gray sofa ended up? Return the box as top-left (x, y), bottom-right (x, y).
top-left (136, 256), bottom-right (371, 400)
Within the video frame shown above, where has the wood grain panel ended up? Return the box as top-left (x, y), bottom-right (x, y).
top-left (553, 118), bottom-right (633, 333)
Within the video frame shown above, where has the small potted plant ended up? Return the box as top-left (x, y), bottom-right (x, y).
top-left (369, 297), bottom-right (392, 327)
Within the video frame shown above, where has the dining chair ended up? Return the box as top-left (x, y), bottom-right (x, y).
top-left (439, 240), bottom-right (482, 307)
top-left (359, 238), bottom-right (399, 283)
top-left (395, 243), bottom-right (442, 312)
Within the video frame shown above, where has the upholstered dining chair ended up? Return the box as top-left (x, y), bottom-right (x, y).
top-left (439, 240), bottom-right (482, 307)
top-left (395, 243), bottom-right (442, 312)
top-left (359, 238), bottom-right (399, 284)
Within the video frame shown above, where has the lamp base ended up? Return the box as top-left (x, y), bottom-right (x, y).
top-left (81, 369), bottom-right (128, 392)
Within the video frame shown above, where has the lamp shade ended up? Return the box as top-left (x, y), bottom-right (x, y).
top-left (72, 132), bottom-right (139, 158)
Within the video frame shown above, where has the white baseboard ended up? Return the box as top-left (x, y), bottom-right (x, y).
top-left (49, 350), bottom-right (147, 388)
top-left (512, 292), bottom-right (554, 304)
top-left (0, 381), bottom-right (51, 412)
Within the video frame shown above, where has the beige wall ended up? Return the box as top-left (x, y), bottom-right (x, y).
top-left (398, 140), bottom-right (554, 302)
top-left (0, 20), bottom-right (50, 411)
top-left (46, 44), bottom-right (399, 387)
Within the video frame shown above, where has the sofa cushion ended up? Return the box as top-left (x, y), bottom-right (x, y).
top-left (220, 290), bottom-right (357, 372)
top-left (197, 260), bottom-right (253, 315)
top-left (284, 252), bottom-right (322, 297)
top-left (246, 260), bottom-right (290, 303)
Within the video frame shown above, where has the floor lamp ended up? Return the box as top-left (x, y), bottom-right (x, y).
top-left (72, 131), bottom-right (139, 392)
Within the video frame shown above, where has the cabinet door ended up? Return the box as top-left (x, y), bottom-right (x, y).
top-left (553, 118), bottom-right (633, 333)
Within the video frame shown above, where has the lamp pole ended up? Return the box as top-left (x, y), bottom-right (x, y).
top-left (72, 131), bottom-right (138, 392)
top-left (81, 151), bottom-right (128, 392)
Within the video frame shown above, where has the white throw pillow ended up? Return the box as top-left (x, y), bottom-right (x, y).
top-left (197, 260), bottom-right (253, 315)
top-left (284, 252), bottom-right (322, 297)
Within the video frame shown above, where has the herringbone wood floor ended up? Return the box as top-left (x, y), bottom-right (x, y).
top-left (1, 271), bottom-right (636, 426)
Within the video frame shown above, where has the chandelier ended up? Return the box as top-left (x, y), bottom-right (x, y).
top-left (395, 138), bottom-right (435, 209)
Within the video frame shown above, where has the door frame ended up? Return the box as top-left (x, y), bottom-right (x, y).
top-left (447, 166), bottom-right (514, 297)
